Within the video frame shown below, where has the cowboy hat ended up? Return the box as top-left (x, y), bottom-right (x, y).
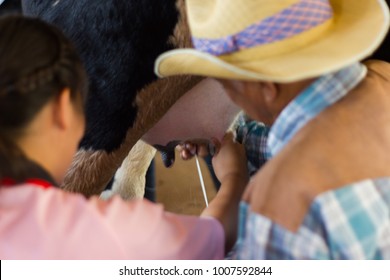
top-left (155, 0), bottom-right (390, 82)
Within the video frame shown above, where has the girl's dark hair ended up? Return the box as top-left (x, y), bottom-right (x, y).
top-left (0, 15), bottom-right (88, 182)
top-left (0, 0), bottom-right (22, 16)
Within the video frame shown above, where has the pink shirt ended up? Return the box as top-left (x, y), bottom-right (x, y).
top-left (0, 184), bottom-right (224, 259)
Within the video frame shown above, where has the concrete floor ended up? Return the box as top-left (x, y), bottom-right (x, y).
top-left (154, 151), bottom-right (217, 216)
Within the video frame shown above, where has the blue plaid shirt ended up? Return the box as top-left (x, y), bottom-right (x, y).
top-left (235, 115), bottom-right (270, 175)
top-left (232, 63), bottom-right (390, 259)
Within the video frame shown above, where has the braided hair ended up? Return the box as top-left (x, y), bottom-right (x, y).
top-left (0, 15), bottom-right (88, 181)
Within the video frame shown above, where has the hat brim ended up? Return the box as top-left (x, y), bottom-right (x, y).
top-left (155, 0), bottom-right (390, 83)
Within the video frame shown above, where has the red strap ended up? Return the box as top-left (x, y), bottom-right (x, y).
top-left (1, 177), bottom-right (52, 189)
top-left (1, 178), bottom-right (16, 186)
top-left (25, 179), bottom-right (52, 189)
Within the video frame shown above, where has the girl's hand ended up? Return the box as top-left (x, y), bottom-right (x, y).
top-left (201, 132), bottom-right (248, 252)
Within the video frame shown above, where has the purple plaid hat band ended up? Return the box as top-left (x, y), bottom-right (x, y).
top-left (192, 0), bottom-right (333, 56)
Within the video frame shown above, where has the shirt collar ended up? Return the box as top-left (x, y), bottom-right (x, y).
top-left (267, 63), bottom-right (367, 157)
top-left (0, 155), bottom-right (57, 188)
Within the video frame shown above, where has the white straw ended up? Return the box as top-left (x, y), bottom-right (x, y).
top-left (195, 155), bottom-right (209, 207)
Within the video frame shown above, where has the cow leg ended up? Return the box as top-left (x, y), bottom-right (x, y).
top-left (100, 140), bottom-right (156, 200)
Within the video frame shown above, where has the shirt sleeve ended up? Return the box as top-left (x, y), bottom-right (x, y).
top-left (234, 114), bottom-right (271, 175)
top-left (87, 196), bottom-right (225, 259)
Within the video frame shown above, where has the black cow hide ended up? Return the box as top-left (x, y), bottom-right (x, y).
top-left (21, 0), bottom-right (179, 152)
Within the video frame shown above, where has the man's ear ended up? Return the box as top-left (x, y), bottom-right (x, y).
top-left (261, 82), bottom-right (278, 105)
top-left (53, 88), bottom-right (72, 130)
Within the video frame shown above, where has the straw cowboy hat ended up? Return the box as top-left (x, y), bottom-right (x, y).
top-left (155, 0), bottom-right (390, 82)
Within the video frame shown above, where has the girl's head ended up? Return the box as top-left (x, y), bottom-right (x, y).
top-left (0, 16), bottom-right (88, 183)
